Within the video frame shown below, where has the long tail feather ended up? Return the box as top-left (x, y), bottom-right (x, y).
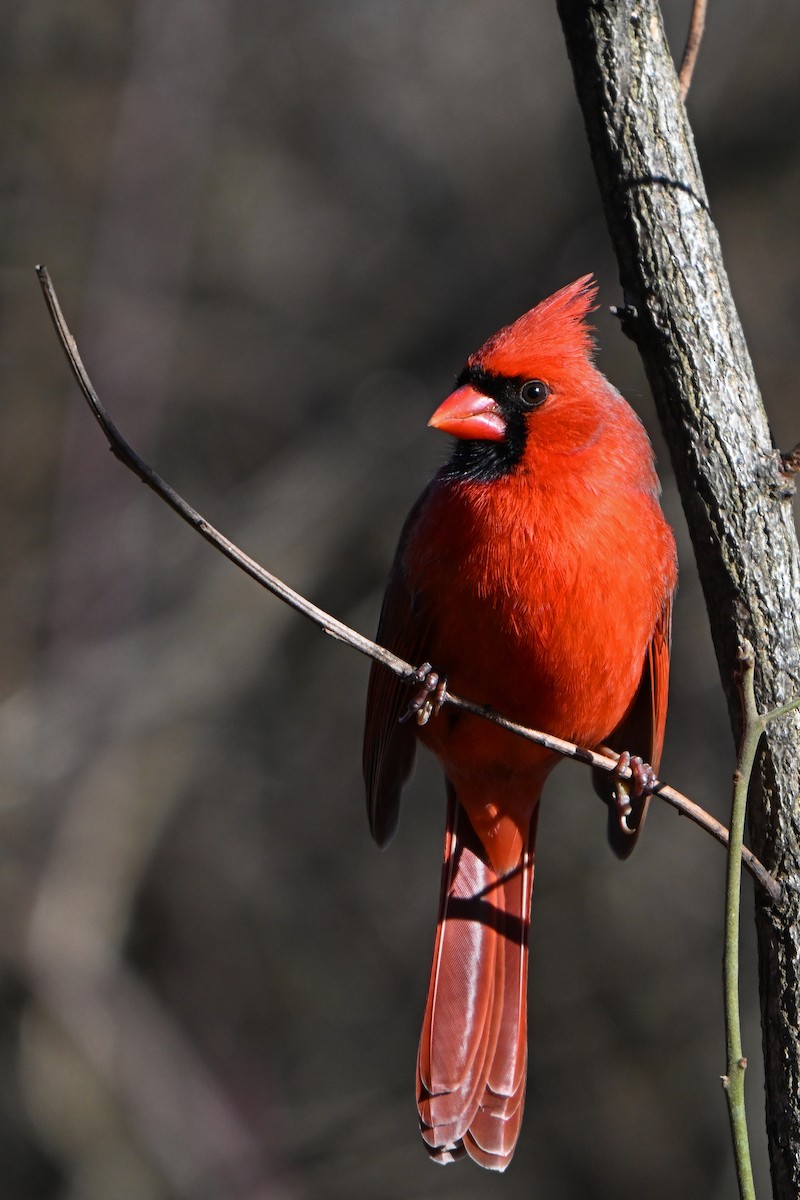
top-left (417, 786), bottom-right (537, 1171)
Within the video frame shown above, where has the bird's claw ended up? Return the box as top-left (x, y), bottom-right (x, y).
top-left (611, 750), bottom-right (658, 835)
top-left (401, 663), bottom-right (448, 726)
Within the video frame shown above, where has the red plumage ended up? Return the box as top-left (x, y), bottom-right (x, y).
top-left (363, 278), bottom-right (677, 1170)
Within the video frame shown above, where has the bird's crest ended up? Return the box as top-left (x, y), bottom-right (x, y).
top-left (471, 276), bottom-right (598, 378)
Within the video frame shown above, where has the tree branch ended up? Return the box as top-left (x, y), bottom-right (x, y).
top-left (678, 0), bottom-right (707, 100)
top-left (36, 264), bottom-right (781, 904)
top-left (556, 3), bottom-right (800, 1194)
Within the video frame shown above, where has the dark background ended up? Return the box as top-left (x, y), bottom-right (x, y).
top-left (1, 2), bottom-right (798, 1197)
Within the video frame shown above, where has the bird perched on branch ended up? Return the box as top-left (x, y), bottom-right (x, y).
top-left (363, 278), bottom-right (677, 1170)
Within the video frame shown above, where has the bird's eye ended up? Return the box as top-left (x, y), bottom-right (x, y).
top-left (519, 379), bottom-right (550, 408)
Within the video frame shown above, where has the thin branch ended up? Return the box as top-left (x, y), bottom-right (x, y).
top-left (724, 660), bottom-right (800, 1199)
top-left (678, 0), bottom-right (707, 100)
top-left (722, 642), bottom-right (760, 1200)
top-left (36, 265), bottom-right (781, 904)
top-left (762, 697), bottom-right (800, 724)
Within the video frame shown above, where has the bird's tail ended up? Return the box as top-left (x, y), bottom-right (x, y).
top-left (417, 784), bottom-right (537, 1171)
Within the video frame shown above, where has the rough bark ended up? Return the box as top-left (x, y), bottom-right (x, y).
top-left (556, 2), bottom-right (800, 1196)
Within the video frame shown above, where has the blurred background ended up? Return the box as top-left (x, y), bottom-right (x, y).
top-left (1, 1), bottom-right (798, 1197)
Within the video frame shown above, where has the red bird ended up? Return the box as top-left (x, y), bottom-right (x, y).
top-left (363, 278), bottom-right (677, 1170)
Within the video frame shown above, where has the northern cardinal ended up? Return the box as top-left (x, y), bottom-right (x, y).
top-left (363, 278), bottom-right (677, 1170)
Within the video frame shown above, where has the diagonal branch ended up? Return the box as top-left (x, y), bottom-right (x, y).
top-left (678, 0), bottom-right (707, 100)
top-left (35, 264), bottom-right (780, 904)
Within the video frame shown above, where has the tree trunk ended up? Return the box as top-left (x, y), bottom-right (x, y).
top-left (555, 2), bottom-right (800, 1196)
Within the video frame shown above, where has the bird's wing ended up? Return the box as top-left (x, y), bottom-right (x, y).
top-left (643, 591), bottom-right (673, 776)
top-left (594, 594), bottom-right (673, 858)
top-left (363, 555), bottom-right (432, 847)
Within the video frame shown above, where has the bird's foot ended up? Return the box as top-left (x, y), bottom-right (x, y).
top-left (610, 750), bottom-right (658, 836)
top-left (400, 663), bottom-right (448, 726)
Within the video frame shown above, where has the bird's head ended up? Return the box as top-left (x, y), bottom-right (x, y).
top-left (429, 277), bottom-right (613, 481)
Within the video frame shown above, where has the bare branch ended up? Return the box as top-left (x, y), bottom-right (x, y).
top-left (721, 641), bottom-right (760, 1200)
top-left (36, 265), bottom-right (780, 904)
top-left (678, 0), bottom-right (707, 100)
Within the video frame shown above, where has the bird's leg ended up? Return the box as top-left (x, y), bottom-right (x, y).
top-left (400, 663), bottom-right (448, 726)
top-left (609, 750), bottom-right (658, 835)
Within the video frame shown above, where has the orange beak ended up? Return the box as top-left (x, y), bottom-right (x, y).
top-left (428, 385), bottom-right (506, 442)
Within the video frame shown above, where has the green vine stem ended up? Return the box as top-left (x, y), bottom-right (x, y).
top-left (726, 643), bottom-right (800, 1199)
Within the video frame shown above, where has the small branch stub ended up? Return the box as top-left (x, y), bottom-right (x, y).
top-left (779, 443), bottom-right (800, 477)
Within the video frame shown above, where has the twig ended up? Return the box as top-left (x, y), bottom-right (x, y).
top-left (678, 0), bottom-right (707, 100)
top-left (36, 265), bottom-right (781, 904)
top-left (724, 650), bottom-right (800, 1197)
top-left (722, 642), bottom-right (786, 1200)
